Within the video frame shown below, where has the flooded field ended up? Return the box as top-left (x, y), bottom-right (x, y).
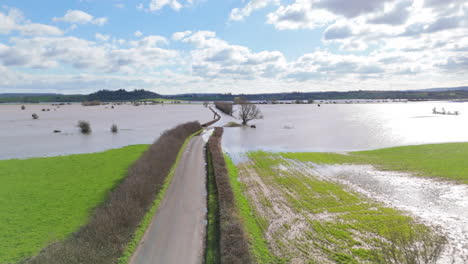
top-left (222, 102), bottom-right (468, 155)
top-left (0, 104), bottom-right (210, 160)
top-left (308, 163), bottom-right (468, 264)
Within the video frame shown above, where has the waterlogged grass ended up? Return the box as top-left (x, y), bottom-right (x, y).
top-left (282, 142), bottom-right (468, 184)
top-left (225, 155), bottom-right (282, 264)
top-left (204, 146), bottom-right (220, 263)
top-left (236, 151), bottom-right (445, 263)
top-left (0, 145), bottom-right (148, 264)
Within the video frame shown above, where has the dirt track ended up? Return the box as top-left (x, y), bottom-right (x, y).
top-left (130, 135), bottom-right (207, 264)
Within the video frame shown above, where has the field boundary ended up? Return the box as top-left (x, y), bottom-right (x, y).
top-left (118, 128), bottom-right (203, 264)
top-left (24, 122), bottom-right (202, 264)
top-left (207, 127), bottom-right (253, 264)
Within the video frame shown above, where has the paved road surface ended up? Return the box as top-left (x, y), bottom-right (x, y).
top-left (130, 135), bottom-right (207, 264)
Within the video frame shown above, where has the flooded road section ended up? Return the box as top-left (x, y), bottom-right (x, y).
top-left (0, 104), bottom-right (210, 159)
top-left (306, 163), bottom-right (468, 264)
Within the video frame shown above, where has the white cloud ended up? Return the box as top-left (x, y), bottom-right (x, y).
top-left (134, 30), bottom-right (143, 37)
top-left (142, 0), bottom-right (198, 12)
top-left (0, 8), bottom-right (63, 36)
top-left (95, 33), bottom-right (110, 41)
top-left (172, 30), bottom-right (192, 40)
top-left (230, 0), bottom-right (279, 21)
top-left (115, 3), bottom-right (125, 9)
top-left (53, 10), bottom-right (108, 26)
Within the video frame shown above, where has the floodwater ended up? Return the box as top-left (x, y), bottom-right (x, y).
top-left (307, 163), bottom-right (468, 264)
top-left (222, 102), bottom-right (468, 155)
top-left (0, 104), bottom-right (211, 160)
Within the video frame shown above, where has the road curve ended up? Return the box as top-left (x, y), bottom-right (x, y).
top-left (130, 135), bottom-right (207, 264)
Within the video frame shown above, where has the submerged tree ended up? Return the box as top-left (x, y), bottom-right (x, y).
top-left (238, 100), bottom-right (263, 125)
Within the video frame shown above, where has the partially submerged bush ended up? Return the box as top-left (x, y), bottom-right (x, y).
top-left (32, 113), bottom-right (38, 120)
top-left (208, 127), bottom-right (253, 264)
top-left (111, 124), bottom-right (118, 133)
top-left (23, 121), bottom-right (202, 264)
top-left (215, 102), bottom-right (233, 116)
top-left (81, 101), bottom-right (101, 106)
top-left (21, 105), bottom-right (26, 110)
top-left (77, 121), bottom-right (91, 134)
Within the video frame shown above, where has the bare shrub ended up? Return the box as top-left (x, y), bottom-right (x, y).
top-left (23, 121), bottom-right (202, 264)
top-left (215, 102), bottom-right (233, 116)
top-left (111, 124), bottom-right (118, 133)
top-left (77, 121), bottom-right (91, 134)
top-left (208, 127), bottom-right (253, 264)
top-left (32, 113), bottom-right (39, 120)
top-left (203, 101), bottom-right (209, 108)
top-left (21, 105), bottom-right (26, 110)
top-left (238, 101), bottom-right (263, 125)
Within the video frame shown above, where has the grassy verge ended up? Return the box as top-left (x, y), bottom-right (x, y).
top-left (281, 142), bottom-right (468, 184)
top-left (118, 128), bottom-right (202, 264)
top-left (204, 144), bottom-right (221, 263)
top-left (237, 152), bottom-right (445, 263)
top-left (0, 145), bottom-right (148, 264)
top-left (24, 122), bottom-right (202, 264)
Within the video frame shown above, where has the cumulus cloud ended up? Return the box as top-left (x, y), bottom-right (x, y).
top-left (134, 30), bottom-right (143, 37)
top-left (95, 33), bottom-right (110, 41)
top-left (230, 0), bottom-right (279, 21)
top-left (172, 30), bottom-right (192, 40)
top-left (53, 10), bottom-right (108, 26)
top-left (143, 0), bottom-right (197, 12)
top-left (0, 8), bottom-right (63, 36)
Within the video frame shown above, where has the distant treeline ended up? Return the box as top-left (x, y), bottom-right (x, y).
top-left (169, 90), bottom-right (468, 102)
top-left (2, 88), bottom-right (468, 103)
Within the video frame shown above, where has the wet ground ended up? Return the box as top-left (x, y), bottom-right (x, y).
top-left (0, 103), bottom-right (211, 159)
top-left (307, 163), bottom-right (468, 264)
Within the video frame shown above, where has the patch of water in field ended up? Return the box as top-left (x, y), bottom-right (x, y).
top-left (222, 102), bottom-right (468, 156)
top-left (306, 163), bottom-right (468, 264)
top-left (0, 104), bottom-right (211, 159)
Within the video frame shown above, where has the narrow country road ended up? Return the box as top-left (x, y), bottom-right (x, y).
top-left (130, 135), bottom-right (207, 264)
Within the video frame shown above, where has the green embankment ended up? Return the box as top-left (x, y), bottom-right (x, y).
top-left (282, 142), bottom-right (468, 184)
top-left (225, 155), bottom-right (282, 264)
top-left (236, 152), bottom-right (445, 263)
top-left (0, 145), bottom-right (148, 264)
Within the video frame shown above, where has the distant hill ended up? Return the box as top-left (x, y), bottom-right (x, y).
top-left (2, 87), bottom-right (468, 103)
top-left (415, 86), bottom-right (468, 92)
top-left (88, 89), bottom-right (161, 101)
top-left (0, 93), bottom-right (60, 98)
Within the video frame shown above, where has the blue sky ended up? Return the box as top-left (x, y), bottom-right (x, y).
top-left (0, 0), bottom-right (467, 94)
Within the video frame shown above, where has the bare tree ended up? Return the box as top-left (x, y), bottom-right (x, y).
top-left (238, 101), bottom-right (263, 125)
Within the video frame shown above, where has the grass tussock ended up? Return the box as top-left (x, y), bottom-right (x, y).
top-left (214, 102), bottom-right (233, 116)
top-left (23, 121), bottom-right (201, 264)
top-left (207, 127), bottom-right (253, 264)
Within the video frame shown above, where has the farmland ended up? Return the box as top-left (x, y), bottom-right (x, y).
top-left (230, 151), bottom-right (447, 263)
top-left (282, 142), bottom-right (468, 184)
top-left (0, 145), bottom-right (148, 263)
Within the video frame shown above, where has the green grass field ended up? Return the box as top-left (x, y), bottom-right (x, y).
top-left (282, 142), bottom-right (468, 184)
top-left (0, 145), bottom-right (148, 264)
top-left (234, 152), bottom-right (445, 263)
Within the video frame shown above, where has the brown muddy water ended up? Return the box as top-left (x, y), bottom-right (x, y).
top-left (305, 163), bottom-right (468, 264)
top-left (221, 102), bottom-right (468, 156)
top-left (0, 104), bottom-right (211, 160)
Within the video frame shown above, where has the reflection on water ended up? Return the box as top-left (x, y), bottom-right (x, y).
top-left (222, 102), bottom-right (468, 156)
top-left (308, 163), bottom-right (468, 264)
top-left (0, 104), bottom-right (210, 160)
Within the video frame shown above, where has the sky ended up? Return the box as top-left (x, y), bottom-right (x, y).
top-left (0, 0), bottom-right (467, 94)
